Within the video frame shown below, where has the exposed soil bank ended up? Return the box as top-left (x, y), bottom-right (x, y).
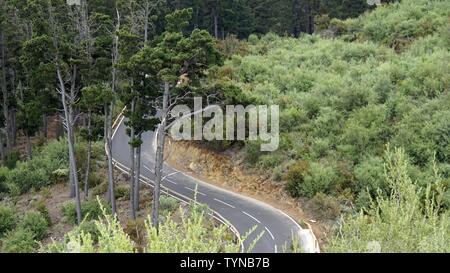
top-left (165, 140), bottom-right (326, 246)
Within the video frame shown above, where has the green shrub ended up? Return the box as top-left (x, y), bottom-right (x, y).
top-left (244, 140), bottom-right (264, 164)
top-left (88, 172), bottom-right (104, 188)
top-left (114, 186), bottom-right (130, 200)
top-left (326, 148), bottom-right (450, 253)
top-left (307, 193), bottom-right (341, 220)
top-left (74, 220), bottom-right (100, 243)
top-left (1, 228), bottom-right (37, 253)
top-left (7, 166), bottom-right (49, 194)
top-left (354, 156), bottom-right (387, 195)
top-left (19, 211), bottom-right (49, 240)
top-left (286, 160), bottom-right (338, 198)
top-left (82, 198), bottom-right (111, 220)
top-left (62, 198), bottom-right (111, 224)
top-left (0, 139), bottom-right (71, 196)
top-left (33, 200), bottom-right (52, 226)
top-left (0, 167), bottom-right (9, 194)
top-left (258, 153), bottom-right (284, 169)
top-left (286, 160), bottom-right (310, 198)
top-left (301, 163), bottom-right (338, 198)
top-left (159, 195), bottom-right (179, 214)
top-left (4, 150), bottom-right (20, 169)
top-left (0, 205), bottom-right (16, 236)
top-left (92, 182), bottom-right (108, 196)
top-left (61, 202), bottom-right (77, 224)
top-left (124, 219), bottom-right (146, 251)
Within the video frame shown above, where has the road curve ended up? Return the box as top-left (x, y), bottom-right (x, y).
top-left (111, 117), bottom-right (319, 253)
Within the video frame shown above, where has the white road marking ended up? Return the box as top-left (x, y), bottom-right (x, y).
top-left (214, 198), bottom-right (236, 209)
top-left (163, 171), bottom-right (179, 179)
top-left (143, 166), bottom-right (177, 185)
top-left (274, 245), bottom-right (278, 253)
top-left (242, 211), bottom-right (261, 224)
top-left (184, 186), bottom-right (206, 196)
top-left (265, 227), bottom-right (275, 241)
top-left (164, 178), bottom-right (178, 185)
top-left (112, 159), bottom-right (245, 253)
top-left (112, 116), bottom-right (125, 138)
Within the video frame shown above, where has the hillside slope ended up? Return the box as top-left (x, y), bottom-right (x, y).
top-left (208, 0), bottom-right (449, 225)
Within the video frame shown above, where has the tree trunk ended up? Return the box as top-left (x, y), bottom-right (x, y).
top-left (214, 14), bottom-right (219, 39)
top-left (152, 82), bottom-right (170, 230)
top-left (105, 7), bottom-right (120, 216)
top-left (129, 98), bottom-right (136, 220)
top-left (43, 113), bottom-right (48, 138)
top-left (105, 102), bottom-right (116, 215)
top-left (0, 130), bottom-right (6, 164)
top-left (25, 132), bottom-right (32, 160)
top-left (57, 65), bottom-right (82, 225)
top-left (143, 1), bottom-right (149, 43)
top-left (0, 32), bottom-right (11, 155)
top-left (10, 110), bottom-right (16, 147)
top-left (0, 130), bottom-right (4, 161)
top-left (133, 139), bottom-right (141, 212)
top-left (84, 110), bottom-right (92, 200)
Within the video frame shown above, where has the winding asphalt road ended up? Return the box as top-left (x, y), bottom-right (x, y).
top-left (112, 117), bottom-right (318, 253)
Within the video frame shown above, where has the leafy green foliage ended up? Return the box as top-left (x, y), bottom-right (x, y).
top-left (217, 0), bottom-right (450, 205)
top-left (34, 200), bottom-right (52, 226)
top-left (46, 200), bottom-right (248, 253)
top-left (18, 212), bottom-right (49, 240)
top-left (62, 198), bottom-right (111, 225)
top-left (159, 195), bottom-right (180, 214)
top-left (0, 205), bottom-right (16, 237)
top-left (338, 0), bottom-right (450, 50)
top-left (114, 186), bottom-right (130, 200)
top-left (307, 193), bottom-right (341, 220)
top-left (1, 228), bottom-right (37, 253)
top-left (326, 148), bottom-right (450, 252)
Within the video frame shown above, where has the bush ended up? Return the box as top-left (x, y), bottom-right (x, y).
top-left (286, 161), bottom-right (337, 198)
top-left (124, 219), bottom-right (146, 252)
top-left (92, 182), bottom-right (108, 196)
top-left (88, 172), bottom-right (104, 188)
top-left (286, 160), bottom-right (310, 197)
top-left (354, 156), bottom-right (387, 195)
top-left (62, 198), bottom-right (111, 224)
top-left (159, 195), bottom-right (180, 214)
top-left (326, 148), bottom-right (450, 253)
top-left (1, 228), bottom-right (37, 253)
top-left (300, 163), bottom-right (338, 198)
top-left (0, 205), bottom-right (16, 237)
top-left (307, 193), bottom-right (341, 220)
top-left (4, 150), bottom-right (20, 169)
top-left (74, 221), bottom-right (100, 243)
top-left (34, 200), bottom-right (52, 226)
top-left (19, 212), bottom-right (49, 240)
top-left (46, 200), bottom-right (241, 253)
top-left (0, 167), bottom-right (9, 195)
top-left (7, 166), bottom-right (49, 194)
top-left (115, 186), bottom-right (130, 200)
top-left (0, 139), bottom-right (70, 197)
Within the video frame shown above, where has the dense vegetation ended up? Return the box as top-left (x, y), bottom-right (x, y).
top-left (326, 148), bottom-right (449, 252)
top-left (46, 200), bottom-right (245, 253)
top-left (213, 0), bottom-right (449, 211)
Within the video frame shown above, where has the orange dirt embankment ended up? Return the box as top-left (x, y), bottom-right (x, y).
top-left (165, 140), bottom-right (326, 245)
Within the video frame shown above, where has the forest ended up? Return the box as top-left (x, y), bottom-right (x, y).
top-left (0, 0), bottom-right (449, 254)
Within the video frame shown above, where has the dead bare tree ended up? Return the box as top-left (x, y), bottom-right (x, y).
top-left (49, 2), bottom-right (83, 224)
top-left (104, 7), bottom-right (121, 216)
